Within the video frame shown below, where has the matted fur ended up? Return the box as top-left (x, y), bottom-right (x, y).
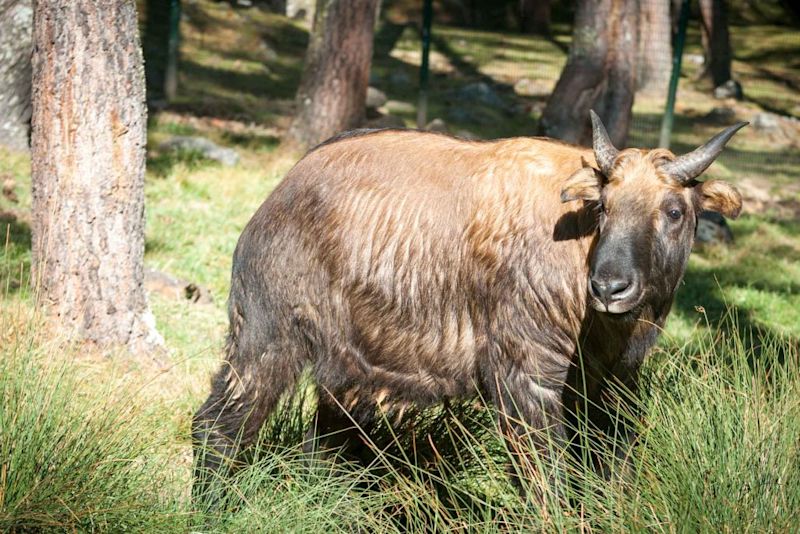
top-left (192, 128), bottom-right (742, 495)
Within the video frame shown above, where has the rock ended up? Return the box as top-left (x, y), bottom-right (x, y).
top-left (513, 78), bottom-right (550, 98)
top-left (2, 177), bottom-right (18, 203)
top-left (286, 0), bottom-right (313, 19)
top-left (259, 40), bottom-right (278, 62)
top-left (364, 114), bottom-right (406, 129)
top-left (454, 129), bottom-right (480, 140)
top-left (530, 101), bottom-right (546, 115)
top-left (366, 86), bottom-right (388, 109)
top-left (686, 53), bottom-right (705, 65)
top-left (383, 100), bottom-right (416, 115)
top-left (389, 69), bottom-right (411, 88)
top-left (425, 118), bottom-right (448, 132)
top-left (447, 107), bottom-right (472, 123)
top-left (752, 112), bottom-right (782, 133)
top-left (695, 211), bottom-right (733, 245)
top-left (447, 105), bottom-right (499, 125)
top-left (365, 106), bottom-right (383, 120)
top-left (511, 102), bottom-right (533, 117)
top-left (159, 136), bottom-right (240, 167)
top-left (713, 79), bottom-right (743, 100)
top-left (453, 82), bottom-right (505, 109)
top-left (145, 268), bottom-right (214, 304)
top-left (703, 106), bottom-right (737, 125)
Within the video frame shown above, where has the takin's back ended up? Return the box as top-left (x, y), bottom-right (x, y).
top-left (234, 129), bottom-right (598, 401)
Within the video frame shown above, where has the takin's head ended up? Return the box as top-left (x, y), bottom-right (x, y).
top-left (561, 111), bottom-right (746, 316)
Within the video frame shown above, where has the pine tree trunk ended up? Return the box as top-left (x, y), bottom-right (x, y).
top-left (698, 0), bottom-right (732, 87)
top-left (288, 0), bottom-right (380, 149)
top-left (31, 0), bottom-right (163, 353)
top-left (538, 0), bottom-right (639, 147)
top-left (520, 0), bottom-right (551, 36)
top-left (637, 0), bottom-right (672, 96)
top-left (0, 0), bottom-right (33, 151)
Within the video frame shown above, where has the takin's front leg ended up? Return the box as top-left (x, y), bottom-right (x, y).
top-left (482, 359), bottom-right (570, 503)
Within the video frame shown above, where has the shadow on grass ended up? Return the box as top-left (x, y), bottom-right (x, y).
top-left (220, 131), bottom-right (280, 152)
top-left (147, 148), bottom-right (221, 179)
top-left (674, 258), bottom-right (799, 370)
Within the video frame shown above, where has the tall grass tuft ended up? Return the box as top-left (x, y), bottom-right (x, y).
top-left (0, 308), bottom-right (184, 531)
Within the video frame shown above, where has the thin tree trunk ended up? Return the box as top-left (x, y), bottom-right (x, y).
top-left (698, 0), bottom-right (732, 87)
top-left (520, 0), bottom-right (551, 36)
top-left (31, 0), bottom-right (163, 353)
top-left (0, 0), bottom-right (33, 151)
top-left (288, 0), bottom-right (380, 149)
top-left (637, 0), bottom-right (672, 96)
top-left (539, 0), bottom-right (639, 147)
top-left (143, 0), bottom-right (181, 104)
top-left (671, 0), bottom-right (683, 35)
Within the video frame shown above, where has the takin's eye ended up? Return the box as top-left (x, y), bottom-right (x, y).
top-left (666, 208), bottom-right (683, 221)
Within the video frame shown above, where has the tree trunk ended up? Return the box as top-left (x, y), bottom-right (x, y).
top-left (0, 0), bottom-right (33, 151)
top-left (143, 0), bottom-right (181, 104)
top-left (31, 0), bottom-right (163, 353)
top-left (288, 0), bottom-right (380, 149)
top-left (539, 0), bottom-right (639, 147)
top-left (637, 0), bottom-right (671, 96)
top-left (520, 0), bottom-right (551, 36)
top-left (698, 0), bottom-right (732, 87)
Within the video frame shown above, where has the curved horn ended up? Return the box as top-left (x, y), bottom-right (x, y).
top-left (662, 122), bottom-right (749, 183)
top-left (590, 110), bottom-right (619, 176)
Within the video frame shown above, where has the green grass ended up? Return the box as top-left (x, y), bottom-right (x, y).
top-left (1, 0), bottom-right (799, 530)
top-left (0, 309), bottom-right (185, 531)
top-left (2, 305), bottom-right (798, 531)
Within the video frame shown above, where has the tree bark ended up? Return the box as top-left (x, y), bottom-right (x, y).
top-left (698, 0), bottom-right (732, 87)
top-left (0, 0), bottom-right (33, 151)
top-left (288, 0), bottom-right (380, 149)
top-left (31, 0), bottom-right (163, 353)
top-left (637, 0), bottom-right (671, 96)
top-left (539, 0), bottom-right (639, 147)
top-left (520, 0), bottom-right (551, 36)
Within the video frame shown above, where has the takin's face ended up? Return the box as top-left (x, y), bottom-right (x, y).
top-left (561, 112), bottom-right (746, 316)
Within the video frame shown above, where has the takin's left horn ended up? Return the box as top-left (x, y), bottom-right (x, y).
top-left (662, 122), bottom-right (749, 183)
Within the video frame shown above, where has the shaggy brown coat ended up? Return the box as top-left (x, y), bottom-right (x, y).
top-left (193, 127), bottom-right (742, 493)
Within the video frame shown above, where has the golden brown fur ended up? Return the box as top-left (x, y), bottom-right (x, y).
top-left (192, 128), bottom-right (743, 498)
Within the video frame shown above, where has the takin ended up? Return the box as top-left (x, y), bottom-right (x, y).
top-left (192, 111), bottom-right (746, 495)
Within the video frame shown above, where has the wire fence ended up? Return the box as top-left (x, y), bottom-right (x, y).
top-left (375, 1), bottom-right (799, 191)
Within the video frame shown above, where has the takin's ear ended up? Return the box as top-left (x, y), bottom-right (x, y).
top-left (561, 162), bottom-right (602, 203)
top-left (698, 179), bottom-right (743, 219)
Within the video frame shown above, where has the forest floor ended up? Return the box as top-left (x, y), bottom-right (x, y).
top-left (1, 1), bottom-right (799, 531)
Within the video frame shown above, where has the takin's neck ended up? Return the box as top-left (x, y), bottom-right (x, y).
top-left (578, 297), bottom-right (673, 378)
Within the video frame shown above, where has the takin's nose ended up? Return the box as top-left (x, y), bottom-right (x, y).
top-left (589, 275), bottom-right (636, 306)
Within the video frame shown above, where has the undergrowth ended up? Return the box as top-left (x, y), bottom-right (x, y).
top-left (2, 296), bottom-right (797, 531)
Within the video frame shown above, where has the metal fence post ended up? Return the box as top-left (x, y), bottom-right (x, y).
top-left (659, 0), bottom-right (690, 148)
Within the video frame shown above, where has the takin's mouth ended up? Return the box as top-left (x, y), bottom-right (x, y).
top-left (588, 293), bottom-right (644, 316)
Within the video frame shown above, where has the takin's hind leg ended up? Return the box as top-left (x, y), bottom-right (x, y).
top-left (192, 346), bottom-right (303, 505)
top-left (303, 388), bottom-right (376, 465)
